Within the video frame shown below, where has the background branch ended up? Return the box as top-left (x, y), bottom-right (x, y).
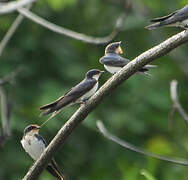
top-left (0, 86), bottom-right (11, 147)
top-left (169, 80), bottom-right (188, 126)
top-left (0, 68), bottom-right (22, 147)
top-left (96, 120), bottom-right (188, 165)
top-left (0, 0), bottom-right (36, 14)
top-left (22, 30), bottom-right (188, 180)
top-left (0, 5), bottom-right (32, 57)
top-left (0, 67), bottom-right (23, 86)
top-left (17, 7), bottom-right (125, 44)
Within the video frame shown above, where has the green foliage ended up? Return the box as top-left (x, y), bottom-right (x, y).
top-left (46, 0), bottom-right (77, 11)
top-left (141, 169), bottom-right (156, 180)
top-left (0, 0), bottom-right (188, 179)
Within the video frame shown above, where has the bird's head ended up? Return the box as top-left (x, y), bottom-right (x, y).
top-left (23, 124), bottom-right (40, 136)
top-left (105, 41), bottom-right (123, 55)
top-left (86, 69), bottom-right (104, 80)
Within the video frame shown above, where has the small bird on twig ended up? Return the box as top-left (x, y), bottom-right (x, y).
top-left (39, 69), bottom-right (104, 118)
top-left (145, 4), bottom-right (188, 30)
top-left (21, 124), bottom-right (64, 180)
top-left (99, 41), bottom-right (156, 75)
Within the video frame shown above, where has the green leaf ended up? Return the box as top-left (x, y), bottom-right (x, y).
top-left (141, 169), bottom-right (156, 180)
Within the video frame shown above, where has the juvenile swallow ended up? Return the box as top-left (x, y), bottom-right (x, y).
top-left (21, 124), bottom-right (64, 180)
top-left (99, 41), bottom-right (156, 75)
top-left (145, 5), bottom-right (188, 30)
top-left (40, 69), bottom-right (104, 117)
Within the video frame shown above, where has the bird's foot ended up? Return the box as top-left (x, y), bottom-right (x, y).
top-left (80, 100), bottom-right (87, 106)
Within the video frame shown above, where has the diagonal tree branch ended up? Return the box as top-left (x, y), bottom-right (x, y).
top-left (17, 7), bottom-right (125, 44)
top-left (0, 5), bottom-right (32, 57)
top-left (0, 0), bottom-right (36, 14)
top-left (23, 30), bottom-right (188, 180)
top-left (169, 80), bottom-right (188, 126)
top-left (96, 120), bottom-right (188, 165)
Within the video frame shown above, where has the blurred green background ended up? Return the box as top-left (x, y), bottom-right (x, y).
top-left (0, 0), bottom-right (188, 179)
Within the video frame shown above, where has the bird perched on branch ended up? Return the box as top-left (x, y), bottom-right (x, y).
top-left (21, 124), bottom-right (64, 180)
top-left (39, 69), bottom-right (104, 117)
top-left (99, 41), bottom-right (156, 75)
top-left (145, 4), bottom-right (188, 30)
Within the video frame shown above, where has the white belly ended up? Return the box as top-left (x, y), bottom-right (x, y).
top-left (104, 65), bottom-right (121, 74)
top-left (21, 136), bottom-right (46, 160)
top-left (182, 19), bottom-right (188, 26)
top-left (168, 19), bottom-right (188, 27)
top-left (80, 82), bottom-right (98, 101)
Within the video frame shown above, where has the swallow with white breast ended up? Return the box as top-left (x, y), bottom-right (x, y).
top-left (21, 124), bottom-right (64, 180)
top-left (99, 41), bottom-right (156, 75)
top-left (39, 69), bottom-right (104, 117)
top-left (145, 4), bottom-right (188, 30)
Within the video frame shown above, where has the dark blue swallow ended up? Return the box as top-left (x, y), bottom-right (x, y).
top-left (39, 69), bottom-right (104, 117)
top-left (99, 42), bottom-right (156, 75)
top-left (146, 5), bottom-right (188, 30)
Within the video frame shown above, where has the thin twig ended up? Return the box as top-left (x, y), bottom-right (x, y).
top-left (0, 0), bottom-right (36, 14)
top-left (22, 30), bottom-right (188, 180)
top-left (169, 80), bottom-right (188, 126)
top-left (97, 120), bottom-right (188, 165)
top-left (17, 7), bottom-right (125, 44)
top-left (0, 5), bottom-right (32, 57)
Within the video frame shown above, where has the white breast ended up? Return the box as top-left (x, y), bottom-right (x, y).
top-left (80, 82), bottom-right (98, 101)
top-left (104, 65), bottom-right (121, 74)
top-left (21, 135), bottom-right (46, 160)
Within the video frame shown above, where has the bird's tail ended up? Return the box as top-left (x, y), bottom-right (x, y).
top-left (145, 22), bottom-right (161, 30)
top-left (39, 100), bottom-right (59, 117)
top-left (137, 64), bottom-right (157, 76)
top-left (46, 159), bottom-right (64, 180)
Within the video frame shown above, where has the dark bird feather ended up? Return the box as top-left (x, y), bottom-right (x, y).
top-left (46, 159), bottom-right (64, 180)
top-left (145, 5), bottom-right (188, 30)
top-left (40, 78), bottom-right (97, 116)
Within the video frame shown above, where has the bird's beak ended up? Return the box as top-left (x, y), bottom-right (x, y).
top-left (100, 71), bottom-right (105, 74)
top-left (117, 46), bottom-right (123, 54)
top-left (36, 126), bottom-right (40, 130)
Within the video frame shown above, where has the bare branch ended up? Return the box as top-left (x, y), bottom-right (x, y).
top-left (170, 80), bottom-right (188, 125)
top-left (0, 0), bottom-right (36, 14)
top-left (0, 5), bottom-right (32, 57)
top-left (0, 67), bottom-right (23, 86)
top-left (17, 7), bottom-right (125, 44)
top-left (96, 120), bottom-right (188, 165)
top-left (0, 86), bottom-right (11, 147)
top-left (23, 30), bottom-right (188, 180)
top-left (0, 68), bottom-right (22, 147)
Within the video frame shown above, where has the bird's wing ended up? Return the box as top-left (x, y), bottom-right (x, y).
top-left (150, 11), bottom-right (178, 22)
top-left (40, 78), bottom-right (97, 114)
top-left (171, 5), bottom-right (188, 21)
top-left (46, 159), bottom-right (64, 180)
top-left (151, 5), bottom-right (188, 24)
top-left (34, 134), bottom-right (48, 147)
top-left (55, 79), bottom-right (97, 108)
top-left (100, 55), bottom-right (130, 67)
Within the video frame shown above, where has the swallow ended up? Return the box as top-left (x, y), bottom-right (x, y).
top-left (21, 124), bottom-right (64, 180)
top-left (99, 41), bottom-right (156, 75)
top-left (39, 69), bottom-right (104, 117)
top-left (145, 5), bottom-right (188, 30)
